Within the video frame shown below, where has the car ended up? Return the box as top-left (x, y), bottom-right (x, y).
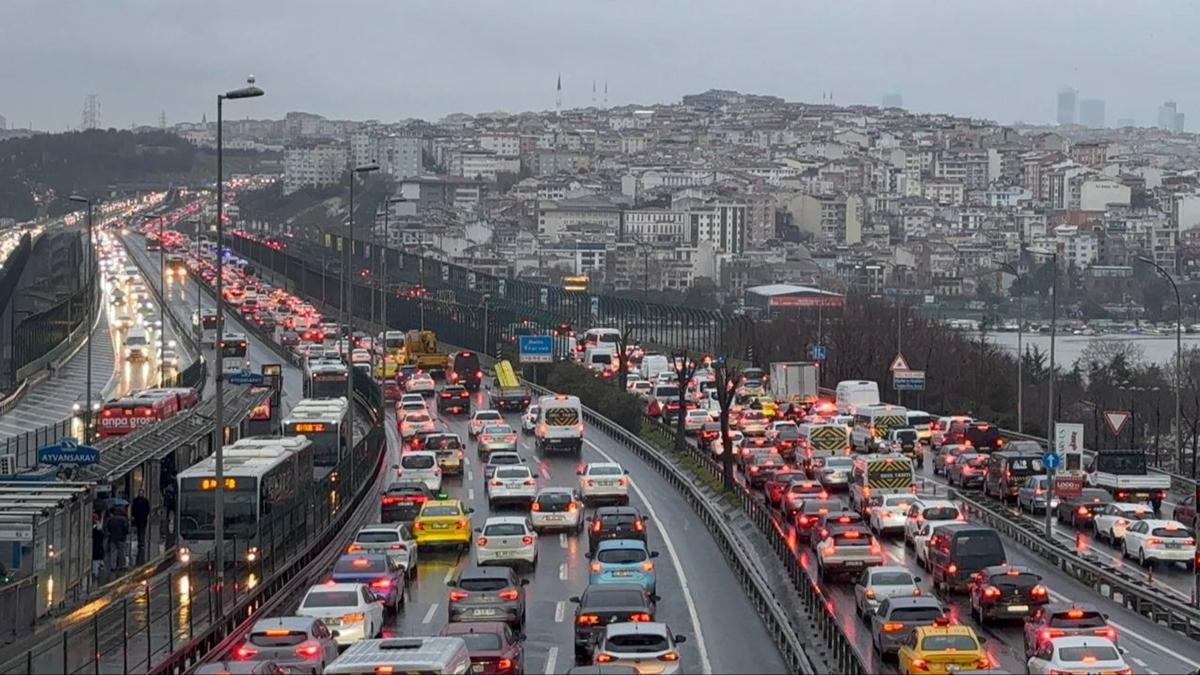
top-left (1174, 494), bottom-right (1199, 531)
top-left (743, 449), bottom-right (784, 488)
top-left (682, 409), bottom-right (710, 435)
top-left (438, 385), bottom-right (472, 414)
top-left (779, 479), bottom-right (829, 517)
top-left (412, 499), bottom-right (474, 550)
top-left (159, 349), bottom-right (180, 370)
top-left (1022, 603), bottom-right (1119, 659)
top-left (945, 452), bottom-right (988, 489)
top-left (578, 462), bottom-right (630, 505)
top-left (869, 596), bottom-right (947, 659)
top-left (296, 582), bottom-right (383, 646)
top-left (854, 566), bottom-right (922, 621)
top-left (194, 661), bottom-right (292, 674)
top-left (438, 621), bottom-right (526, 675)
top-left (327, 553), bottom-right (406, 613)
top-left (897, 619), bottom-right (990, 674)
top-left (448, 566), bottom-right (528, 628)
top-left (487, 465), bottom-right (537, 508)
top-left (380, 481), bottom-right (436, 523)
top-left (569, 584), bottom-right (659, 661)
top-left (815, 524), bottom-right (883, 582)
top-left (381, 379), bottom-right (403, 401)
top-left (926, 524), bottom-right (1007, 594)
top-left (398, 392), bottom-right (426, 408)
top-left (395, 399), bottom-right (427, 422)
top-left (1091, 502), bottom-right (1155, 545)
top-left (230, 616), bottom-right (340, 674)
top-left (475, 516), bottom-right (538, 569)
top-left (400, 410), bottom-right (439, 441)
top-left (710, 430), bottom-right (744, 456)
top-left (397, 365), bottom-right (421, 386)
top-left (396, 451), bottom-right (442, 491)
top-left (1121, 518), bottom-right (1196, 569)
top-left (791, 498), bottom-right (842, 535)
top-left (520, 405), bottom-right (540, 434)
top-left (477, 424), bottom-right (518, 460)
top-left (628, 380), bottom-right (652, 398)
top-left (587, 539), bottom-right (659, 593)
top-left (902, 499), bottom-right (962, 549)
top-left (588, 506), bottom-right (648, 555)
top-left (869, 493), bottom-right (916, 537)
top-left (817, 455), bottom-right (854, 491)
top-left (530, 488), bottom-right (584, 534)
top-left (931, 416), bottom-right (973, 449)
top-left (470, 410), bottom-right (504, 438)
top-left (349, 521), bottom-right (417, 571)
top-left (424, 432), bottom-right (465, 476)
top-left (883, 427), bottom-right (922, 466)
top-left (1016, 475), bottom-right (1059, 514)
top-left (1057, 489), bottom-right (1114, 529)
top-left (1025, 635), bottom-right (1128, 675)
top-left (407, 372), bottom-right (437, 396)
top-left (737, 410), bottom-right (770, 435)
top-left (590, 622), bottom-right (685, 674)
top-left (807, 510), bottom-right (865, 549)
top-left (967, 565), bottom-right (1048, 624)
top-left (484, 452), bottom-right (524, 481)
top-left (764, 470), bottom-right (810, 508)
top-left (932, 443), bottom-right (971, 477)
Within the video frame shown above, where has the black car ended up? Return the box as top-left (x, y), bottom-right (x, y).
top-left (587, 506), bottom-right (648, 554)
top-left (1056, 488), bottom-right (1114, 529)
top-left (278, 331), bottom-right (300, 348)
top-left (967, 565), bottom-right (1048, 623)
top-left (380, 481), bottom-right (437, 523)
top-left (947, 453), bottom-right (988, 489)
top-left (570, 583), bottom-right (659, 661)
top-left (438, 385), bottom-right (472, 414)
top-left (927, 524), bottom-right (1007, 594)
top-left (397, 365), bottom-right (421, 386)
top-left (447, 566), bottom-right (529, 628)
top-left (792, 498), bottom-right (842, 534)
top-left (808, 511), bottom-right (865, 549)
top-left (450, 351), bottom-right (483, 391)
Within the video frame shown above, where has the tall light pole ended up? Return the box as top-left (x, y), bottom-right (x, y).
top-left (344, 163), bottom-right (380, 462)
top-left (68, 195), bottom-right (94, 444)
top-left (1138, 256), bottom-right (1183, 475)
top-left (159, 217), bottom-right (166, 386)
top-left (999, 261), bottom-right (1024, 433)
top-left (1030, 247), bottom-right (1058, 540)
top-left (212, 79), bottom-right (264, 606)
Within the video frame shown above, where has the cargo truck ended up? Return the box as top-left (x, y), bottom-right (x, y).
top-left (398, 330), bottom-right (449, 377)
top-left (770, 361), bottom-right (819, 406)
top-left (489, 360), bottom-right (531, 411)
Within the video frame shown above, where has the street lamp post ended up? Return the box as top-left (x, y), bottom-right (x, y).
top-left (68, 196), bottom-right (94, 444)
top-left (212, 79), bottom-right (264, 606)
top-left (159, 218), bottom-right (166, 386)
top-left (344, 163), bottom-right (380, 467)
top-left (1041, 250), bottom-right (1058, 540)
top-left (999, 261), bottom-right (1024, 433)
top-left (1138, 256), bottom-right (1183, 475)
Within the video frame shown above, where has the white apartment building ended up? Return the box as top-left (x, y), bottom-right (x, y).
top-left (688, 201), bottom-right (747, 254)
top-left (1079, 179), bottom-right (1131, 212)
top-left (283, 141), bottom-right (348, 194)
top-left (621, 208), bottom-right (687, 243)
top-left (537, 197), bottom-right (622, 241)
top-left (921, 179), bottom-right (965, 206)
top-left (479, 133), bottom-right (521, 158)
top-left (451, 149), bottom-right (521, 181)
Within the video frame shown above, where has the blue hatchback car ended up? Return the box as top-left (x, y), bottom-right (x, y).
top-left (586, 539), bottom-right (658, 593)
top-left (328, 553), bottom-right (405, 612)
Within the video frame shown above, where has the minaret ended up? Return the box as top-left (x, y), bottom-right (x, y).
top-left (556, 74), bottom-right (562, 116)
top-left (604, 80), bottom-right (608, 106)
top-left (592, 80), bottom-right (596, 105)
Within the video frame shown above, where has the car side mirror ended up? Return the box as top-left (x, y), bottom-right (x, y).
top-left (330, 630), bottom-right (340, 638)
top-left (446, 580), bottom-right (456, 588)
top-left (569, 595), bottom-right (580, 603)
top-left (651, 594), bottom-right (661, 602)
top-left (977, 637), bottom-right (987, 645)
top-left (474, 527), bottom-right (482, 533)
top-left (1118, 646), bottom-right (1128, 655)
top-left (576, 469), bottom-right (584, 476)
top-left (650, 551), bottom-right (660, 558)
top-left (516, 633), bottom-right (527, 642)
top-left (466, 507), bottom-right (475, 514)
top-left (391, 464), bottom-right (399, 470)
top-left (673, 634), bottom-right (687, 644)
top-left (913, 577), bottom-right (921, 584)
top-left (520, 579), bottom-right (530, 586)
top-left (584, 551), bottom-right (593, 559)
top-left (624, 468), bottom-right (630, 474)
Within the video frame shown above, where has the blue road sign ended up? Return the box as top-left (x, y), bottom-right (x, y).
top-left (228, 369), bottom-right (265, 385)
top-left (810, 345), bottom-right (827, 361)
top-left (893, 369), bottom-right (926, 391)
top-left (518, 335), bottom-right (554, 364)
top-left (1042, 451), bottom-right (1061, 471)
top-left (37, 437), bottom-right (99, 466)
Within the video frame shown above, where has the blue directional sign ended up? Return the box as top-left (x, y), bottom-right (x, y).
top-left (37, 437), bottom-right (99, 466)
top-left (1042, 451), bottom-right (1061, 471)
top-left (893, 369), bottom-right (926, 391)
top-left (518, 335), bottom-right (554, 364)
top-left (810, 345), bottom-right (827, 361)
top-left (228, 369), bottom-right (265, 385)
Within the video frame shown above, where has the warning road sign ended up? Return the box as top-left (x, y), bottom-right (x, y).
top-left (890, 354), bottom-right (910, 371)
top-left (1104, 411), bottom-right (1130, 436)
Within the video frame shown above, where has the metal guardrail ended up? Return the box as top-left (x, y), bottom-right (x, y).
top-left (526, 382), bottom-right (823, 675)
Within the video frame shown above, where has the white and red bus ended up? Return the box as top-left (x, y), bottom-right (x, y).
top-left (97, 396), bottom-right (175, 439)
top-left (138, 387), bottom-right (200, 414)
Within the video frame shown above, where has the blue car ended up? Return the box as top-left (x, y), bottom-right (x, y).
top-left (586, 539), bottom-right (658, 593)
top-left (328, 553), bottom-right (405, 612)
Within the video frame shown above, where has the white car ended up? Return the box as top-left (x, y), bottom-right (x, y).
top-left (852, 566), bottom-right (921, 619)
top-left (869, 493), bottom-right (915, 536)
top-left (628, 380), bottom-right (652, 398)
top-left (296, 582), bottom-right (383, 646)
top-left (591, 622), bottom-right (687, 675)
top-left (406, 373), bottom-right (436, 395)
top-left (578, 462), bottom-right (629, 505)
top-left (902, 499), bottom-right (962, 549)
top-left (396, 451), bottom-right (442, 492)
top-left (487, 465), bottom-right (537, 507)
top-left (1026, 635), bottom-right (1129, 675)
top-left (1121, 518), bottom-right (1196, 569)
top-left (350, 349), bottom-right (372, 366)
top-left (710, 430), bottom-right (744, 456)
top-left (530, 488), bottom-right (584, 533)
top-left (469, 409), bottom-right (503, 438)
top-left (682, 409), bottom-right (711, 435)
top-left (520, 405), bottom-right (540, 434)
top-left (475, 516), bottom-right (538, 568)
top-left (348, 523), bottom-right (418, 573)
top-left (1091, 502), bottom-right (1154, 545)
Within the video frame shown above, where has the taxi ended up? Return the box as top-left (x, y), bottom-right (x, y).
top-left (412, 499), bottom-right (474, 549)
top-left (374, 354), bottom-right (400, 380)
top-left (750, 396), bottom-right (779, 419)
top-left (897, 619), bottom-right (990, 674)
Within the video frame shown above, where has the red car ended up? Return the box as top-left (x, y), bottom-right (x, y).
top-left (439, 621), bottom-right (524, 674)
top-left (382, 380), bottom-right (402, 401)
top-left (763, 470), bottom-right (807, 507)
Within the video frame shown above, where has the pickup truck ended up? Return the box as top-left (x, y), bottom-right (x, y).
top-left (1085, 449), bottom-right (1170, 510)
top-left (489, 360), bottom-right (531, 411)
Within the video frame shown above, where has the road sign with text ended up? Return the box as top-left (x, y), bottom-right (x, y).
top-left (893, 369), bottom-right (925, 391)
top-left (37, 437), bottom-right (99, 466)
top-left (518, 335), bottom-right (554, 364)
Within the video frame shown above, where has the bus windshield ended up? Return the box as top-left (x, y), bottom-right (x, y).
top-left (201, 314), bottom-right (220, 330)
top-left (288, 423), bottom-right (342, 467)
top-left (310, 373), bottom-right (348, 399)
top-left (178, 479), bottom-right (257, 540)
top-left (220, 340), bottom-right (248, 358)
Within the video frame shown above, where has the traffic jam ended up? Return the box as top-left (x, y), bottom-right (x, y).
top-left (578, 335), bottom-right (1194, 674)
top-left (132, 219), bottom-right (693, 675)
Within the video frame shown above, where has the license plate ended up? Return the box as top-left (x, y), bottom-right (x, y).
top-left (433, 523), bottom-right (450, 529)
top-left (842, 561), bottom-right (864, 568)
top-left (543, 515), bottom-right (565, 521)
top-left (470, 608), bottom-right (499, 617)
top-left (472, 665), bottom-right (485, 674)
top-left (1007, 604), bottom-right (1029, 612)
top-left (1167, 543), bottom-right (1184, 549)
top-left (324, 618), bottom-right (342, 626)
top-left (493, 550), bottom-right (516, 558)
top-left (612, 570), bottom-right (634, 577)
top-left (597, 480), bottom-right (616, 487)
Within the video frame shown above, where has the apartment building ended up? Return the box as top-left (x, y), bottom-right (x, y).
top-left (283, 140), bottom-right (348, 194)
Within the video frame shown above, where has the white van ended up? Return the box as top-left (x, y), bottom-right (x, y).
top-left (584, 345), bottom-right (617, 375)
top-left (124, 327), bottom-right (151, 361)
top-left (836, 380), bottom-right (881, 415)
top-left (535, 394), bottom-right (583, 453)
top-left (639, 353), bottom-right (671, 380)
top-left (324, 637), bottom-right (472, 675)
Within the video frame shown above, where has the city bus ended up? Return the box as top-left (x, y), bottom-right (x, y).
top-left (305, 361), bottom-right (350, 399)
top-left (176, 435), bottom-right (313, 565)
top-left (97, 395), bottom-right (176, 438)
top-left (283, 397), bottom-right (351, 469)
top-left (198, 312), bottom-right (220, 347)
top-left (219, 331), bottom-right (250, 376)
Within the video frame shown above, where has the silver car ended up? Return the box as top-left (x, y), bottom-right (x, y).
top-left (853, 566), bottom-right (922, 620)
top-left (819, 456), bottom-right (854, 490)
top-left (591, 622), bottom-right (687, 675)
top-left (477, 424), bottom-right (518, 460)
top-left (230, 615), bottom-right (340, 674)
top-left (869, 596), bottom-right (946, 658)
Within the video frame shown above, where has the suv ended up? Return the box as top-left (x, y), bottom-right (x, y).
top-left (569, 584), bottom-right (658, 661)
top-left (438, 385), bottom-right (471, 414)
top-left (447, 566), bottom-right (528, 628)
top-left (926, 524), bottom-right (1007, 594)
top-left (587, 506), bottom-right (649, 554)
top-left (983, 450), bottom-right (1045, 502)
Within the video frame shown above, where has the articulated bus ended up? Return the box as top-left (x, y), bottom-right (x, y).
top-left (219, 332), bottom-right (250, 376)
top-left (283, 397), bottom-right (351, 469)
top-left (305, 361), bottom-right (350, 399)
top-left (176, 435), bottom-right (313, 565)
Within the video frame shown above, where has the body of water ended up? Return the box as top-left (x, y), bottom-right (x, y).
top-left (977, 331), bottom-right (1200, 368)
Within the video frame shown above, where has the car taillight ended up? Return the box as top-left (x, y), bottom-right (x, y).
top-left (477, 537), bottom-right (488, 547)
top-left (577, 614), bottom-right (600, 626)
top-left (449, 590), bottom-right (469, 601)
top-left (982, 585), bottom-right (1001, 599)
top-left (234, 645), bottom-right (258, 660)
top-left (342, 613), bottom-right (365, 623)
top-left (523, 479), bottom-right (536, 486)
top-left (594, 653), bottom-right (615, 663)
top-left (590, 562), bottom-right (602, 573)
top-left (497, 658), bottom-right (514, 671)
top-left (634, 519), bottom-right (645, 532)
top-left (976, 657), bottom-right (991, 669)
top-left (881, 622), bottom-right (904, 632)
top-left (864, 588), bottom-right (876, 599)
top-left (947, 563), bottom-right (958, 575)
top-left (909, 658), bottom-right (928, 671)
top-left (456, 520), bottom-right (467, 529)
top-left (1095, 627), bottom-right (1117, 640)
top-left (490, 480), bottom-right (503, 487)
top-left (498, 589), bottom-right (519, 601)
top-left (658, 652), bottom-right (680, 662)
top-left (592, 520), bottom-right (602, 532)
top-left (1031, 584), bottom-right (1048, 597)
top-left (531, 501), bottom-right (542, 511)
top-left (413, 521), bottom-right (424, 531)
top-left (1147, 537), bottom-right (1163, 546)
top-left (797, 515), bottom-right (810, 526)
top-left (381, 496), bottom-right (400, 505)
top-left (1040, 629), bottom-right (1065, 642)
top-left (347, 544), bottom-right (363, 553)
top-left (521, 535), bottom-right (534, 545)
top-left (1077, 506), bottom-right (1089, 515)
top-left (629, 612), bottom-right (652, 622)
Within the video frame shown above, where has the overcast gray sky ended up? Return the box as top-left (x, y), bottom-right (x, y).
top-left (4, 0), bottom-right (1196, 131)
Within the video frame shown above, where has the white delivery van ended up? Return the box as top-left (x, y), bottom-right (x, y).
top-left (535, 394), bottom-right (584, 453)
top-left (639, 353), bottom-right (671, 380)
top-left (836, 380), bottom-right (881, 415)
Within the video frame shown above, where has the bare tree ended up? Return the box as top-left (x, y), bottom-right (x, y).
top-left (713, 357), bottom-right (741, 491)
top-left (612, 325), bottom-right (638, 392)
top-left (671, 351), bottom-right (699, 452)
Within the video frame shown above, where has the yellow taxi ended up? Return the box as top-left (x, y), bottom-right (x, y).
top-left (374, 354), bottom-right (399, 380)
top-left (412, 499), bottom-right (474, 549)
top-left (750, 396), bottom-right (779, 419)
top-left (897, 619), bottom-right (990, 674)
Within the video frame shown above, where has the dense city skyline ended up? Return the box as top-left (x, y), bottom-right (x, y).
top-left (6, 0), bottom-right (1200, 130)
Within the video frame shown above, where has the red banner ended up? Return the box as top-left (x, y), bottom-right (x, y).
top-left (768, 295), bottom-right (845, 308)
top-left (1055, 475), bottom-right (1084, 500)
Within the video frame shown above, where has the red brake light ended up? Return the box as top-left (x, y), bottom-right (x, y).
top-left (982, 585), bottom-right (1001, 599)
top-left (234, 645), bottom-right (258, 660)
top-left (370, 578), bottom-right (392, 589)
top-left (1031, 584), bottom-right (1048, 597)
top-left (629, 612), bottom-right (652, 622)
top-left (498, 589), bottom-right (519, 601)
top-left (521, 535), bottom-right (534, 545)
top-left (577, 614), bottom-right (600, 626)
top-left (449, 590), bottom-right (469, 601)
